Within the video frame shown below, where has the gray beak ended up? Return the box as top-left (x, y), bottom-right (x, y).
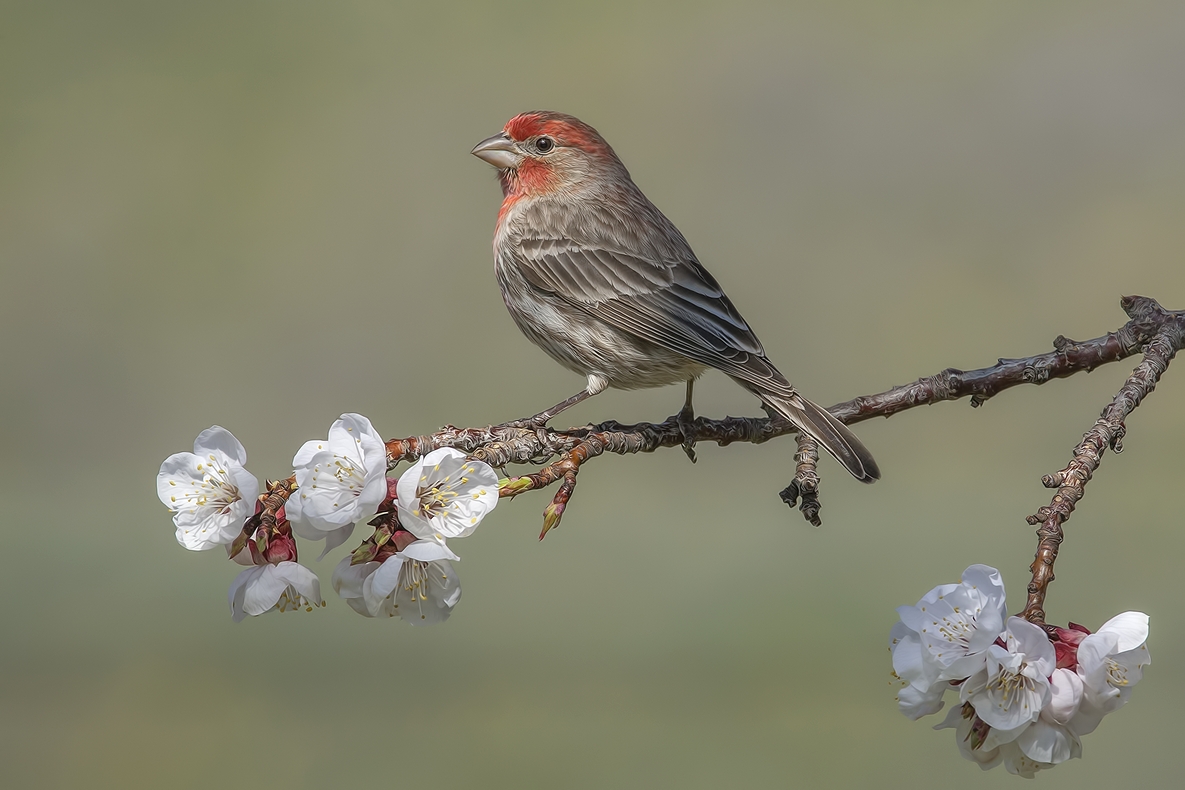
top-left (471, 132), bottom-right (522, 169)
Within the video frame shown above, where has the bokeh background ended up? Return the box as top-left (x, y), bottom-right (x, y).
top-left (3, 1), bottom-right (1184, 787)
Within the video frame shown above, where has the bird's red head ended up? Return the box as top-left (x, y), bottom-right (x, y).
top-left (472, 111), bottom-right (625, 200)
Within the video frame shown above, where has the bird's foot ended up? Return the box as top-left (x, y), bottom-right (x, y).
top-left (675, 405), bottom-right (697, 464)
top-left (498, 413), bottom-right (552, 431)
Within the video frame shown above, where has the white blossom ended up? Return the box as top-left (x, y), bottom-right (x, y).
top-left (362, 540), bottom-right (462, 625)
top-left (227, 561), bottom-right (323, 623)
top-left (158, 426), bottom-right (259, 550)
top-left (890, 621), bottom-right (945, 720)
top-left (1072, 611), bottom-right (1151, 735)
top-left (287, 413), bottom-right (388, 557)
top-left (961, 616), bottom-right (1055, 732)
top-left (897, 566), bottom-right (1151, 776)
top-left (896, 564), bottom-right (1008, 684)
top-left (396, 448), bottom-right (499, 542)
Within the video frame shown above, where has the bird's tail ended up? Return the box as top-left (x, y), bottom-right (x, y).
top-left (753, 386), bottom-right (880, 483)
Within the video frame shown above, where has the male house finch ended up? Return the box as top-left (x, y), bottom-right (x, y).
top-left (472, 111), bottom-right (879, 482)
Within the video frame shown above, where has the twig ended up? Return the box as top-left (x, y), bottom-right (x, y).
top-left (1019, 297), bottom-right (1184, 625)
top-left (779, 436), bottom-right (821, 526)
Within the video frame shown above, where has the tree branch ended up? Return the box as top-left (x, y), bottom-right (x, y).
top-left (388, 296), bottom-right (1183, 626)
top-left (1019, 296), bottom-right (1184, 625)
top-left (378, 296), bottom-right (1183, 526)
top-left (250, 296), bottom-right (1183, 621)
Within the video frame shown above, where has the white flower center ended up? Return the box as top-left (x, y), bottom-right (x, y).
top-left (274, 586), bottom-right (317, 613)
top-left (172, 455), bottom-right (241, 525)
top-left (929, 611), bottom-right (975, 658)
top-left (1105, 658), bottom-right (1129, 687)
top-left (307, 455), bottom-right (368, 504)
top-left (389, 560), bottom-right (451, 621)
top-left (332, 456), bottom-right (367, 491)
top-left (987, 665), bottom-right (1038, 712)
top-left (414, 468), bottom-right (477, 520)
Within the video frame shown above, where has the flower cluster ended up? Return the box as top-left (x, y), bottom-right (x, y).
top-left (157, 416), bottom-right (499, 625)
top-left (890, 565), bottom-right (1150, 778)
top-left (331, 446), bottom-right (497, 625)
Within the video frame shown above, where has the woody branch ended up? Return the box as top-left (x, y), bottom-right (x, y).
top-left (252, 295), bottom-right (1183, 591)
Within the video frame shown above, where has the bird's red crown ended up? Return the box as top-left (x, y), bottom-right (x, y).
top-left (504, 111), bottom-right (613, 158)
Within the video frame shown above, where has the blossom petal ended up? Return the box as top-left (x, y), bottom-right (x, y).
top-left (400, 539), bottom-right (460, 563)
top-left (891, 627), bottom-right (934, 689)
top-left (227, 542), bottom-right (254, 566)
top-left (1016, 719), bottom-right (1079, 765)
top-left (331, 557), bottom-right (378, 599)
top-left (1095, 611), bottom-right (1149, 653)
top-left (397, 457), bottom-right (435, 539)
top-left (364, 556), bottom-right (406, 615)
top-left (1006, 616), bottom-right (1057, 677)
top-left (193, 425), bottom-right (248, 467)
top-left (241, 565), bottom-right (293, 616)
top-left (273, 562), bottom-right (322, 606)
top-left (317, 525), bottom-right (355, 560)
top-left (1000, 742), bottom-right (1046, 778)
top-left (897, 682), bottom-right (945, 720)
top-left (228, 566), bottom-right (265, 622)
top-left (327, 413), bottom-right (377, 458)
top-left (1068, 697), bottom-right (1107, 736)
top-left (291, 439), bottom-right (325, 472)
top-left (1044, 668), bottom-right (1083, 725)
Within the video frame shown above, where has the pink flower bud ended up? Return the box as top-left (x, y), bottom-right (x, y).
top-left (1052, 623), bottom-right (1091, 670)
top-left (262, 531), bottom-right (298, 564)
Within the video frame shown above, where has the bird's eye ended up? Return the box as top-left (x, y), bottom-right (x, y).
top-left (534, 136), bottom-right (555, 153)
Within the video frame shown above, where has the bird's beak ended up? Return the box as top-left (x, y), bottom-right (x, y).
top-left (471, 133), bottom-right (522, 170)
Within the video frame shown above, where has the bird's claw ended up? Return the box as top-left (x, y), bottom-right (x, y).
top-left (497, 413), bottom-right (552, 431)
top-left (676, 406), bottom-right (697, 464)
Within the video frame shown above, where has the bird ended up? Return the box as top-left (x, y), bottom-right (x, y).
top-left (471, 111), bottom-right (879, 483)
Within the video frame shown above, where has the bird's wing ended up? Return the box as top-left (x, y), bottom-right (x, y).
top-left (516, 236), bottom-right (796, 396)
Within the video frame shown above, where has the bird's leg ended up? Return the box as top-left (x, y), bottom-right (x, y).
top-left (502, 375), bottom-right (608, 429)
top-left (510, 389), bottom-right (594, 429)
top-left (676, 378), bottom-right (697, 463)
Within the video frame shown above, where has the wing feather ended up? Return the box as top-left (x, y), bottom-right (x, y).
top-left (515, 236), bottom-right (797, 396)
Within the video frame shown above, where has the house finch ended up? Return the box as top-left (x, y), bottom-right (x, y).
top-left (471, 111), bottom-right (879, 482)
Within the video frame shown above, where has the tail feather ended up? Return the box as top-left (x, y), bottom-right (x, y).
top-left (759, 390), bottom-right (880, 483)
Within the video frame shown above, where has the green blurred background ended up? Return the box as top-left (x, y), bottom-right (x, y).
top-left (2, 1), bottom-right (1184, 787)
